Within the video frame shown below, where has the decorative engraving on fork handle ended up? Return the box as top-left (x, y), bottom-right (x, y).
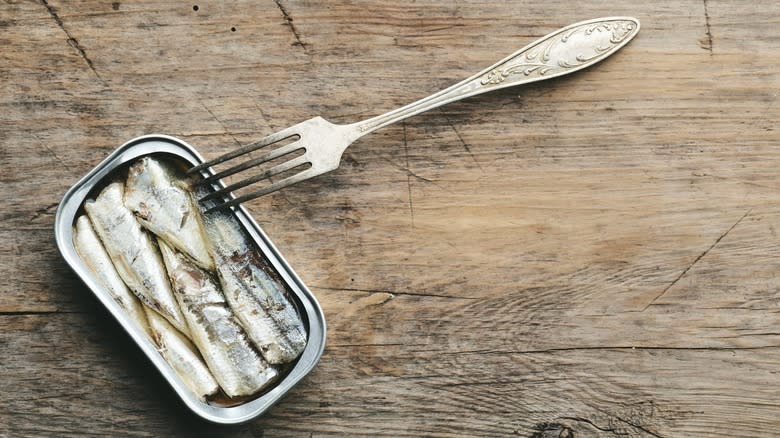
top-left (356, 17), bottom-right (639, 134)
top-left (479, 20), bottom-right (637, 85)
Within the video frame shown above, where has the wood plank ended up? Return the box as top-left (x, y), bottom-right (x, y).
top-left (1, 0), bottom-right (779, 436)
top-left (1, 312), bottom-right (778, 437)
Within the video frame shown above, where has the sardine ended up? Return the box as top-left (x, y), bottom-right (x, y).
top-left (201, 211), bottom-right (307, 364)
top-left (125, 157), bottom-right (215, 271)
top-left (159, 240), bottom-right (278, 396)
top-left (85, 182), bottom-right (189, 336)
top-left (73, 215), bottom-right (149, 333)
top-left (145, 308), bottom-right (219, 400)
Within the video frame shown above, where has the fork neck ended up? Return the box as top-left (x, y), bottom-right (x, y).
top-left (347, 77), bottom-right (483, 138)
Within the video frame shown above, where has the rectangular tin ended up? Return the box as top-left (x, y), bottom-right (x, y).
top-left (54, 134), bottom-right (326, 424)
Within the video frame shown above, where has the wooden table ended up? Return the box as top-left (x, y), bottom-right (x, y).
top-left (2, 1), bottom-right (778, 436)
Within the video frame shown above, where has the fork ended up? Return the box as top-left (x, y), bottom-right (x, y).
top-left (191, 17), bottom-right (639, 211)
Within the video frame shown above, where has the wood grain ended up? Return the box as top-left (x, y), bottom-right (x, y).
top-left (2, 0), bottom-right (779, 436)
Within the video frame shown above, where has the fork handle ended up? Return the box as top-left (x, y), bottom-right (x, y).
top-left (350, 17), bottom-right (639, 136)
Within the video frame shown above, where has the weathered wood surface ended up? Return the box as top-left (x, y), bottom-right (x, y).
top-left (1, 0), bottom-right (779, 436)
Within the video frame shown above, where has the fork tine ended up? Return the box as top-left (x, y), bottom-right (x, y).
top-left (197, 141), bottom-right (304, 185)
top-left (187, 126), bottom-right (300, 174)
top-left (200, 155), bottom-right (310, 202)
top-left (204, 169), bottom-right (316, 213)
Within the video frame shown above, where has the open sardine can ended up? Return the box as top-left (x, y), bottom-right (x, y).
top-left (54, 134), bottom-right (326, 424)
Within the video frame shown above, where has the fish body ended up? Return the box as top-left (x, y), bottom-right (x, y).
top-left (125, 157), bottom-right (214, 271)
top-left (201, 212), bottom-right (307, 364)
top-left (85, 182), bottom-right (189, 336)
top-left (145, 308), bottom-right (219, 400)
top-left (159, 241), bottom-right (278, 397)
top-left (73, 215), bottom-right (149, 333)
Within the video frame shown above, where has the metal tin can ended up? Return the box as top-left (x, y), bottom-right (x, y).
top-left (54, 134), bottom-right (326, 424)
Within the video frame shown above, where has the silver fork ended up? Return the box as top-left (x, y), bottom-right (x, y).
top-left (191, 17), bottom-right (639, 211)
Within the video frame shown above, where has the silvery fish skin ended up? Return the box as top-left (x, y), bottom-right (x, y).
top-left (145, 308), bottom-right (219, 400)
top-left (125, 157), bottom-right (215, 271)
top-left (159, 240), bottom-right (278, 397)
top-left (73, 215), bottom-right (149, 333)
top-left (201, 211), bottom-right (307, 364)
top-left (85, 182), bottom-right (189, 336)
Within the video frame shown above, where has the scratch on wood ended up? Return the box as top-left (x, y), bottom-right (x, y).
top-left (424, 378), bottom-right (545, 388)
top-left (381, 156), bottom-right (432, 184)
top-left (379, 157), bottom-right (457, 195)
top-left (441, 344), bottom-right (780, 357)
top-left (400, 166), bottom-right (432, 183)
top-left (447, 118), bottom-right (483, 172)
top-left (642, 208), bottom-right (751, 311)
top-left (253, 102), bottom-right (275, 130)
top-left (30, 202), bottom-right (59, 221)
top-left (559, 417), bottom-right (623, 436)
top-left (422, 25), bottom-right (460, 34)
top-left (199, 101), bottom-right (242, 148)
top-left (273, 0), bottom-right (307, 51)
top-left (40, 0), bottom-right (103, 81)
top-left (312, 284), bottom-right (476, 300)
top-left (403, 122), bottom-right (414, 228)
top-left (329, 342), bottom-right (408, 348)
top-left (702, 0), bottom-right (714, 54)
top-left (42, 143), bottom-right (74, 174)
top-left (176, 130), bottom-right (263, 138)
top-left (694, 172), bottom-right (779, 192)
top-left (610, 415), bottom-right (664, 438)
top-left (34, 133), bottom-right (76, 192)
top-left (379, 155), bottom-right (455, 191)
